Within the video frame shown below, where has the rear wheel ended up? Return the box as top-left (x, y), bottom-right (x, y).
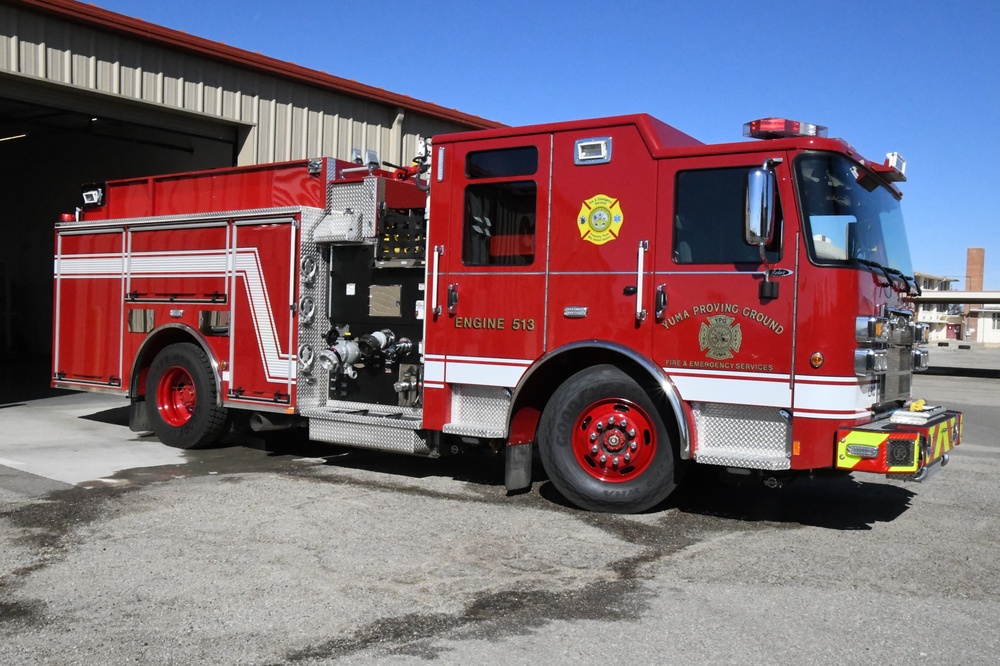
top-left (538, 365), bottom-right (678, 513)
top-left (145, 343), bottom-right (229, 449)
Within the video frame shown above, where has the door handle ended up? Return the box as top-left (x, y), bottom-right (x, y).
top-left (655, 284), bottom-right (667, 320)
top-left (447, 283), bottom-right (459, 315)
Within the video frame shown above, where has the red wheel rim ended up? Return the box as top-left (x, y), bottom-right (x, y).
top-left (156, 365), bottom-right (196, 427)
top-left (572, 398), bottom-right (656, 482)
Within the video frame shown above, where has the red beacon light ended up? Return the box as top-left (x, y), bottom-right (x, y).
top-left (744, 117), bottom-right (828, 140)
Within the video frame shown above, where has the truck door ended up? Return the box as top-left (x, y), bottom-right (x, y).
top-left (423, 136), bottom-right (551, 430)
top-left (53, 228), bottom-right (126, 389)
top-left (227, 217), bottom-right (297, 406)
top-left (544, 128), bottom-right (659, 357)
top-left (652, 154), bottom-right (797, 467)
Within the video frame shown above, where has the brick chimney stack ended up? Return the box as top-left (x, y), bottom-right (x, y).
top-left (966, 247), bottom-right (985, 340)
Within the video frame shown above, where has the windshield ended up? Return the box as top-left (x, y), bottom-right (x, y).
top-left (796, 153), bottom-right (914, 278)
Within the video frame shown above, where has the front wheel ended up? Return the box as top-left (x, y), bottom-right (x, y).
top-left (145, 342), bottom-right (229, 449)
top-left (538, 365), bottom-right (678, 513)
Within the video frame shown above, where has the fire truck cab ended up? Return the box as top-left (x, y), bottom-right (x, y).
top-left (53, 114), bottom-right (961, 513)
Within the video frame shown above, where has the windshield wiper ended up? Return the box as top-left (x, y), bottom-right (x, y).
top-left (886, 267), bottom-right (918, 295)
top-left (854, 258), bottom-right (915, 293)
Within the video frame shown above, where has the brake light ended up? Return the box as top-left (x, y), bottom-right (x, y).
top-left (744, 118), bottom-right (828, 140)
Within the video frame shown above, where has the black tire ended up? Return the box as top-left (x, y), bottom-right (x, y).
top-left (145, 342), bottom-right (229, 449)
top-left (538, 364), bottom-right (678, 513)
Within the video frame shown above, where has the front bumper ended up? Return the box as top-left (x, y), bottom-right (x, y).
top-left (835, 411), bottom-right (962, 480)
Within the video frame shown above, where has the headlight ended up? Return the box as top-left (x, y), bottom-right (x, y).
top-left (856, 316), bottom-right (890, 343)
top-left (911, 322), bottom-right (931, 345)
top-left (855, 348), bottom-right (888, 377)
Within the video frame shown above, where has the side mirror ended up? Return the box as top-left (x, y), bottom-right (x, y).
top-left (745, 163), bottom-right (778, 246)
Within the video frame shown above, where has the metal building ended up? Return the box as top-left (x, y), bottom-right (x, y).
top-left (0, 0), bottom-right (499, 375)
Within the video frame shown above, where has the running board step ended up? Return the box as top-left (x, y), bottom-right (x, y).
top-left (441, 422), bottom-right (506, 438)
top-left (300, 407), bottom-right (429, 454)
top-left (694, 449), bottom-right (791, 471)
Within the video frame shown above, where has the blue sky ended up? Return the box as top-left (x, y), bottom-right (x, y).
top-left (90, 0), bottom-right (1000, 289)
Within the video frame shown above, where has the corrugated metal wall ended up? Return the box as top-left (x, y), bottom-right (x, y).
top-left (0, 3), bottom-right (471, 165)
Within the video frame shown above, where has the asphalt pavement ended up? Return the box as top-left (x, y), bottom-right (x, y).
top-left (1, 354), bottom-right (998, 664)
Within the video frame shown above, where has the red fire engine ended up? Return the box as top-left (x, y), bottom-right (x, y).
top-left (52, 114), bottom-right (962, 512)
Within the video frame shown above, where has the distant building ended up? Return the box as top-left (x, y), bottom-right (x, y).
top-left (970, 304), bottom-right (1000, 344)
top-left (913, 272), bottom-right (963, 341)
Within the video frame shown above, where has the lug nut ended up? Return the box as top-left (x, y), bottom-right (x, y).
top-left (612, 457), bottom-right (619, 466)
top-left (624, 453), bottom-right (631, 463)
top-left (599, 455), bottom-right (607, 464)
top-left (620, 419), bottom-right (627, 428)
top-left (628, 428), bottom-right (636, 438)
top-left (590, 433), bottom-right (597, 442)
top-left (608, 416), bottom-right (616, 425)
top-left (596, 421), bottom-right (604, 432)
top-left (630, 442), bottom-right (637, 451)
top-left (591, 445), bottom-right (599, 454)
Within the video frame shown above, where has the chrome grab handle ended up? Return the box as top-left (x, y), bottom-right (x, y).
top-left (431, 245), bottom-right (444, 316)
top-left (636, 240), bottom-right (648, 322)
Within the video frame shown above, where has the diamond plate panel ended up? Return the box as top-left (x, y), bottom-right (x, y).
top-left (440, 423), bottom-right (506, 438)
top-left (318, 400), bottom-right (420, 417)
top-left (448, 385), bottom-right (509, 434)
top-left (295, 207), bottom-right (333, 409)
top-left (314, 178), bottom-right (382, 242)
top-left (304, 409), bottom-right (429, 454)
top-left (693, 402), bottom-right (790, 470)
top-left (883, 347), bottom-right (912, 403)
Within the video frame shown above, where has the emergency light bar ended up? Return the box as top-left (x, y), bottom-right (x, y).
top-left (744, 118), bottom-right (828, 140)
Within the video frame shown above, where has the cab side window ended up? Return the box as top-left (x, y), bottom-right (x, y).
top-left (673, 166), bottom-right (781, 264)
top-left (463, 147), bottom-right (538, 266)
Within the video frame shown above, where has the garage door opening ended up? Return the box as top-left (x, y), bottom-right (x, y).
top-left (0, 96), bottom-right (238, 402)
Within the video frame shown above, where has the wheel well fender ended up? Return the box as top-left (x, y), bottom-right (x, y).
top-left (130, 324), bottom-right (222, 406)
top-left (508, 341), bottom-right (690, 458)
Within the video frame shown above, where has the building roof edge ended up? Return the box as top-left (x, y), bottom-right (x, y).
top-left (6, 0), bottom-right (504, 130)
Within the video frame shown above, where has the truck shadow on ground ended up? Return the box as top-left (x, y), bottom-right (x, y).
top-left (256, 430), bottom-right (916, 531)
top-left (659, 467), bottom-right (917, 531)
top-left (75, 407), bottom-right (918, 531)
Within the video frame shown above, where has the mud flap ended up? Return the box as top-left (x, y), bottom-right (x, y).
top-left (505, 441), bottom-right (533, 493)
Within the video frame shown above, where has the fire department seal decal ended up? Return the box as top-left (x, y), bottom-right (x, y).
top-left (578, 194), bottom-right (623, 245)
top-left (699, 315), bottom-right (743, 360)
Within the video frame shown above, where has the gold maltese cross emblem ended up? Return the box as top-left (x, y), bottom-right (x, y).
top-left (699, 315), bottom-right (742, 360)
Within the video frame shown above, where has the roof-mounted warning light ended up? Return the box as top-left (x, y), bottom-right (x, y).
top-left (744, 118), bottom-right (828, 140)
